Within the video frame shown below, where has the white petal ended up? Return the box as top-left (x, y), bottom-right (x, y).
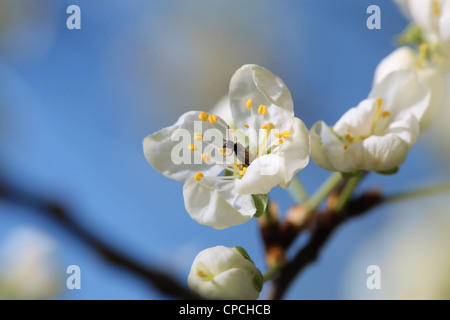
top-left (229, 64), bottom-right (294, 133)
top-left (187, 246), bottom-right (261, 300)
top-left (310, 121), bottom-right (338, 172)
top-left (235, 118), bottom-right (310, 193)
top-left (407, 0), bottom-right (435, 33)
top-left (369, 70), bottom-right (431, 126)
top-left (416, 68), bottom-right (446, 129)
top-left (276, 117), bottom-right (311, 188)
top-left (346, 114), bottom-right (419, 171)
top-left (333, 99), bottom-right (377, 138)
top-left (143, 111), bottom-right (226, 182)
top-left (183, 178), bottom-right (255, 230)
top-left (310, 121), bottom-right (357, 172)
top-left (440, 1), bottom-right (450, 43)
top-left (210, 95), bottom-right (233, 125)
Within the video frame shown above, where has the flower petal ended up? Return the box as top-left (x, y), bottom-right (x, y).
top-left (229, 64), bottom-right (294, 133)
top-left (310, 121), bottom-right (338, 171)
top-left (369, 70), bottom-right (431, 126)
top-left (187, 246), bottom-right (261, 300)
top-left (183, 178), bottom-right (256, 229)
top-left (235, 117), bottom-right (310, 193)
top-left (143, 111), bottom-right (227, 182)
top-left (373, 47), bottom-right (417, 86)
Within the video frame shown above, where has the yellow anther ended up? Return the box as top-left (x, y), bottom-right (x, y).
top-left (258, 104), bottom-right (267, 115)
top-left (246, 99), bottom-right (253, 110)
top-left (274, 139), bottom-right (284, 146)
top-left (382, 111), bottom-right (391, 119)
top-left (242, 167), bottom-right (247, 174)
top-left (194, 132), bottom-right (203, 141)
top-left (218, 147), bottom-right (226, 155)
top-left (193, 172), bottom-right (204, 181)
top-left (208, 114), bottom-right (218, 124)
top-left (244, 124), bottom-right (249, 129)
top-left (344, 145), bottom-right (349, 150)
top-left (418, 43), bottom-right (429, 67)
top-left (345, 134), bottom-right (353, 143)
top-left (261, 123), bottom-right (268, 130)
top-left (188, 144), bottom-right (198, 151)
top-left (433, 0), bottom-right (441, 17)
top-left (267, 123), bottom-right (275, 130)
top-left (234, 164), bottom-right (240, 170)
top-left (282, 130), bottom-right (291, 139)
top-left (239, 167), bottom-right (247, 176)
top-left (201, 153), bottom-right (211, 162)
top-left (198, 112), bottom-right (209, 122)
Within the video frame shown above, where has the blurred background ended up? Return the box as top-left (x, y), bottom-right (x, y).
top-left (0, 0), bottom-right (448, 299)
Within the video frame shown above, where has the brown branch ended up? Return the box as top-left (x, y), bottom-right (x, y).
top-left (266, 189), bottom-right (383, 300)
top-left (0, 178), bottom-right (200, 300)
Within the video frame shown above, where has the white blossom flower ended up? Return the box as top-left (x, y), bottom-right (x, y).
top-left (187, 245), bottom-right (263, 300)
top-left (310, 70), bottom-right (430, 173)
top-left (0, 226), bottom-right (62, 300)
top-left (143, 64), bottom-right (310, 229)
top-left (374, 46), bottom-right (446, 130)
top-left (395, 0), bottom-right (450, 68)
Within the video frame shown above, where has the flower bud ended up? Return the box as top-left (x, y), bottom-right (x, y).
top-left (187, 245), bottom-right (263, 300)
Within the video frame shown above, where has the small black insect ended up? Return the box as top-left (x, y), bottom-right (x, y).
top-left (223, 139), bottom-right (251, 166)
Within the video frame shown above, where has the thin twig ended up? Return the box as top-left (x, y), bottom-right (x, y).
top-left (267, 190), bottom-right (383, 300)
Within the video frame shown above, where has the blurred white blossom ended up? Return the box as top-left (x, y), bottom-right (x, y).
top-left (0, 226), bottom-right (62, 300)
top-left (187, 245), bottom-right (263, 300)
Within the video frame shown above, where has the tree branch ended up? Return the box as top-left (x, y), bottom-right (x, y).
top-left (266, 189), bottom-right (383, 300)
top-left (0, 178), bottom-right (200, 300)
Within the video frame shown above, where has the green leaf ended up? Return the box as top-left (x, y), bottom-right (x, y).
top-left (251, 194), bottom-right (269, 218)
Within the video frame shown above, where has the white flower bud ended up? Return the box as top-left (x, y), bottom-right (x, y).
top-left (187, 245), bottom-right (263, 300)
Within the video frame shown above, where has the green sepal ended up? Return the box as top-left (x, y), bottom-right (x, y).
top-left (341, 171), bottom-right (362, 179)
top-left (251, 193), bottom-right (269, 218)
top-left (376, 167), bottom-right (399, 175)
top-left (396, 23), bottom-right (426, 46)
top-left (233, 246), bottom-right (254, 264)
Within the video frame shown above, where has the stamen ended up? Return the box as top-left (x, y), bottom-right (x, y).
top-left (201, 153), bottom-right (211, 162)
top-left (193, 172), bottom-right (204, 181)
top-left (261, 123), bottom-right (268, 130)
top-left (198, 112), bottom-right (209, 122)
top-left (371, 98), bottom-right (384, 133)
top-left (246, 99), bottom-right (253, 110)
top-left (194, 132), bottom-right (203, 141)
top-left (208, 114), bottom-right (218, 124)
top-left (274, 139), bottom-right (284, 146)
top-left (344, 145), bottom-right (349, 150)
top-left (218, 147), bottom-right (226, 155)
top-left (282, 130), bottom-right (290, 139)
top-left (258, 104), bottom-right (267, 115)
top-left (274, 131), bottom-right (283, 138)
top-left (382, 111), bottom-right (391, 119)
top-left (345, 134), bottom-right (353, 143)
top-left (188, 144), bottom-right (198, 151)
top-left (418, 43), bottom-right (429, 67)
top-left (267, 123), bottom-right (275, 130)
top-left (244, 124), bottom-right (249, 129)
top-left (433, 0), bottom-right (441, 17)
top-left (239, 167), bottom-right (247, 176)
